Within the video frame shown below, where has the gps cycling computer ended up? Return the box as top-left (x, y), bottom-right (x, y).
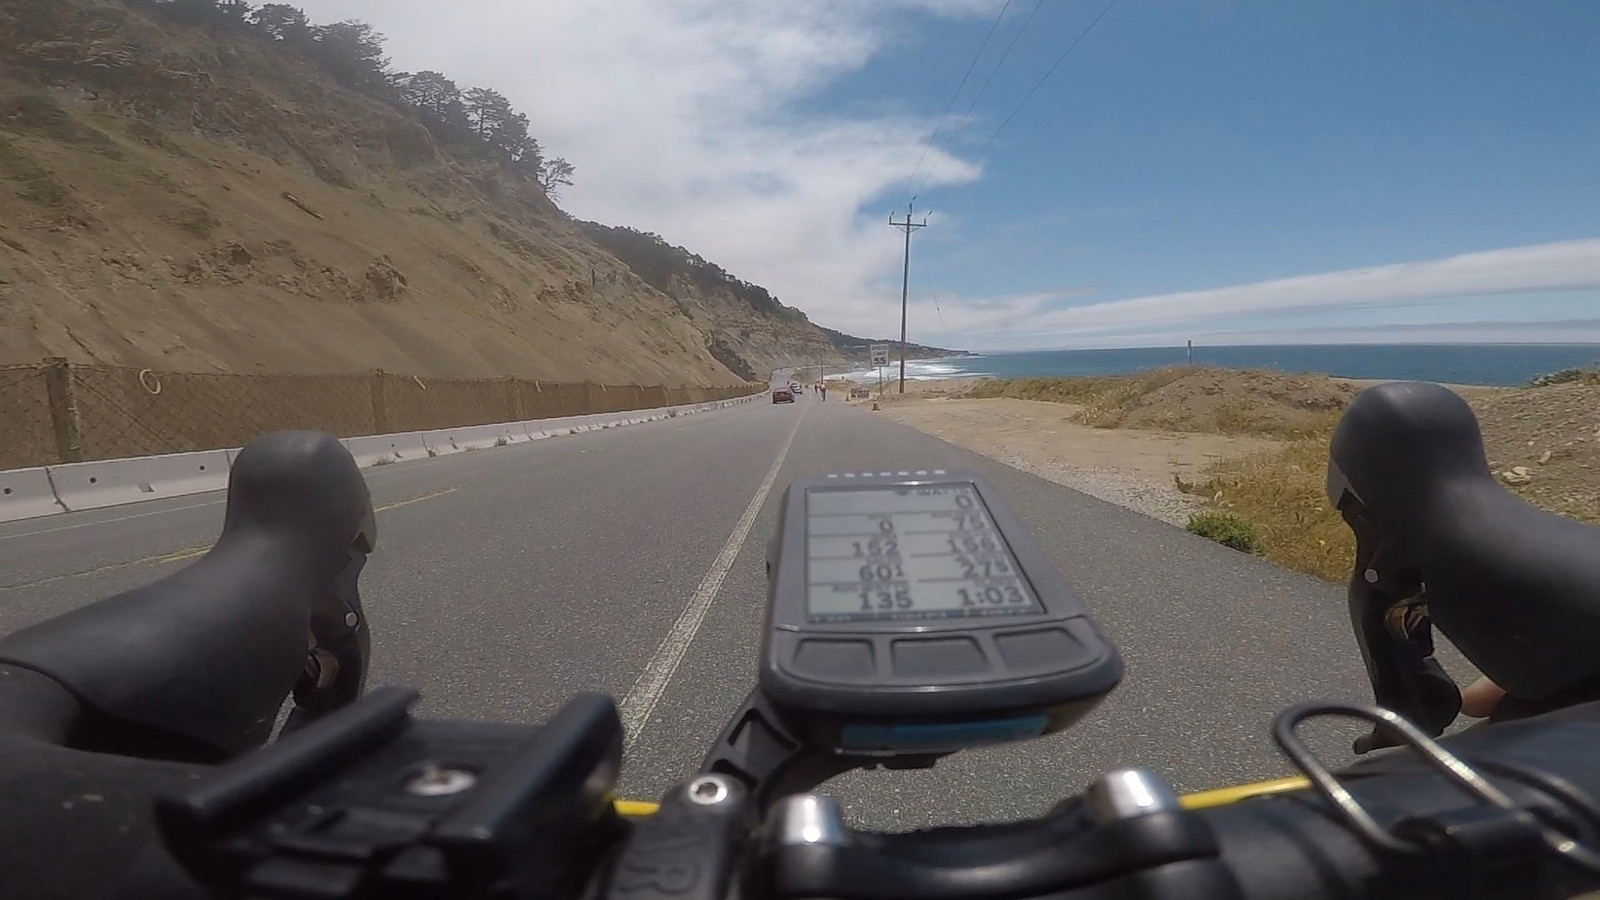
top-left (761, 470), bottom-right (1123, 756)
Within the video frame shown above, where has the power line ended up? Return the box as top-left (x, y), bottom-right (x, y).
top-left (919, 262), bottom-right (947, 332)
top-left (974, 0), bottom-right (1121, 160)
top-left (960, 0), bottom-right (1046, 120)
top-left (913, 0), bottom-right (1044, 199)
top-left (904, 0), bottom-right (1014, 195)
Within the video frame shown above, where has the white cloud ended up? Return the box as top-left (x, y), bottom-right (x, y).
top-left (901, 238), bottom-right (1600, 350)
top-left (1038, 238), bottom-right (1600, 331)
top-left (292, 0), bottom-right (991, 337)
top-left (1045, 320), bottom-right (1600, 350)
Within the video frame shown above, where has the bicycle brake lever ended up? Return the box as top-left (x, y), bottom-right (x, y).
top-left (1349, 585), bottom-right (1460, 753)
top-left (284, 509), bottom-right (376, 734)
top-left (1340, 492), bottom-right (1461, 754)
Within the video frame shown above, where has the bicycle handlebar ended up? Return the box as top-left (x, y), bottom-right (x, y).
top-left (117, 687), bottom-right (1600, 900)
top-left (5, 658), bottom-right (1600, 899)
top-left (616, 695), bottom-right (1600, 900)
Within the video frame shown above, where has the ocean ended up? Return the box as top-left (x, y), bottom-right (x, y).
top-left (846, 344), bottom-right (1600, 387)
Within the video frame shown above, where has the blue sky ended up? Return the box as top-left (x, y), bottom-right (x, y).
top-left (298, 0), bottom-right (1600, 350)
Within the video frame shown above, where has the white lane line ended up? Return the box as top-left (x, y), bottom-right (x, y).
top-left (0, 498), bottom-right (226, 541)
top-left (618, 406), bottom-right (806, 747)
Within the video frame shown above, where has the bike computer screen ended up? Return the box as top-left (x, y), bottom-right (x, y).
top-left (761, 470), bottom-right (1123, 757)
top-left (806, 483), bottom-right (1042, 622)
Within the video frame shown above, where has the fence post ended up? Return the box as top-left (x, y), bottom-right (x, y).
top-left (42, 357), bottom-right (84, 464)
top-left (505, 377), bottom-right (523, 421)
top-left (369, 369), bottom-right (389, 434)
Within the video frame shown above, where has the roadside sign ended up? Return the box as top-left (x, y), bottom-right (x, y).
top-left (870, 344), bottom-right (890, 367)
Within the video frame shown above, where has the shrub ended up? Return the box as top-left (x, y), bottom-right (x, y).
top-left (1185, 510), bottom-right (1261, 553)
top-left (1529, 367), bottom-right (1600, 387)
top-left (1192, 437), bottom-right (1353, 578)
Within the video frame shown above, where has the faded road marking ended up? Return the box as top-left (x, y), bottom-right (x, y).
top-left (2, 488), bottom-right (460, 590)
top-left (375, 487), bottom-right (459, 513)
top-left (0, 499), bottom-right (225, 542)
top-left (0, 544), bottom-right (213, 591)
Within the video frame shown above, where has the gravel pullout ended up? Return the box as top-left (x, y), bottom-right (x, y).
top-left (988, 451), bottom-right (1204, 526)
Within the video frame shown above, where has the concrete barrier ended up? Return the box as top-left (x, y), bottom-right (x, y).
top-left (525, 417), bottom-right (579, 439)
top-left (341, 432), bottom-right (430, 467)
top-left (48, 449), bottom-right (232, 512)
top-left (420, 424), bottom-right (511, 456)
top-left (0, 467), bottom-right (67, 523)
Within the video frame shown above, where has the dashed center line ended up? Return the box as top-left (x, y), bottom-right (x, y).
top-left (374, 487), bottom-right (458, 512)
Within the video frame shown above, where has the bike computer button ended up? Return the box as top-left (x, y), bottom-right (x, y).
top-left (760, 471), bottom-right (1122, 756)
top-left (790, 639), bottom-right (876, 680)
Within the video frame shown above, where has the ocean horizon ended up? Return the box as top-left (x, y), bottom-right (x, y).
top-left (843, 343), bottom-right (1600, 387)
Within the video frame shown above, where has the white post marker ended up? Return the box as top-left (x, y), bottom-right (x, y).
top-left (870, 344), bottom-right (890, 398)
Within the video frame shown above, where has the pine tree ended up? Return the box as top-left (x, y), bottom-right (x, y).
top-left (464, 88), bottom-right (513, 142)
top-left (251, 3), bottom-right (313, 43)
top-left (540, 159), bottom-right (576, 198)
top-left (306, 20), bottom-right (389, 91)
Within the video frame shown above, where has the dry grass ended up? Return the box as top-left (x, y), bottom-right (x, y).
top-left (1192, 389), bottom-right (1600, 581)
top-left (1186, 433), bottom-right (1355, 581)
top-left (1211, 402), bottom-right (1254, 434)
top-left (968, 367), bottom-right (1350, 437)
top-left (967, 367), bottom-right (1192, 427)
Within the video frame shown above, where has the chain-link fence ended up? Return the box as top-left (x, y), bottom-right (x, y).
top-left (1, 359), bottom-right (759, 469)
top-left (0, 365), bottom-right (57, 470)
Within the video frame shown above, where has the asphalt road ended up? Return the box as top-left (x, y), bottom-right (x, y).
top-left (0, 390), bottom-right (1422, 829)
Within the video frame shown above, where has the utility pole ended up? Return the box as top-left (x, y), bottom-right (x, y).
top-left (889, 202), bottom-right (928, 393)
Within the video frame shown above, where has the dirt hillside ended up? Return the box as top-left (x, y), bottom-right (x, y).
top-left (575, 222), bottom-right (837, 381)
top-left (0, 0), bottom-right (840, 384)
top-left (1471, 383), bottom-right (1600, 524)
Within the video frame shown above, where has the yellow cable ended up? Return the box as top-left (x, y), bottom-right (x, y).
top-left (1179, 775), bottom-right (1312, 810)
top-left (613, 775), bottom-right (1312, 819)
